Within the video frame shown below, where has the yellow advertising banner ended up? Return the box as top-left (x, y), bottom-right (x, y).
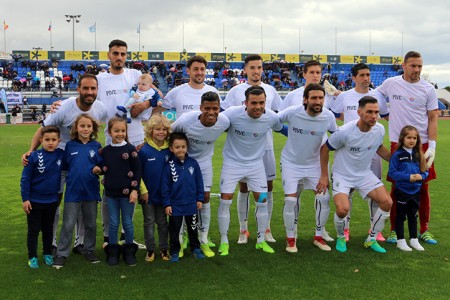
top-left (164, 52), bottom-right (180, 61)
top-left (259, 54), bottom-right (271, 62)
top-left (285, 54), bottom-right (299, 63)
top-left (30, 51), bottom-right (48, 60)
top-left (99, 51), bottom-right (109, 60)
top-left (340, 55), bottom-right (354, 64)
top-left (367, 56), bottom-right (380, 64)
top-left (226, 53), bottom-right (242, 62)
top-left (196, 53), bottom-right (212, 61)
top-left (65, 51), bottom-right (83, 60)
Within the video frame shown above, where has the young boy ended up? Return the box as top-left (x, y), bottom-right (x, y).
top-left (117, 73), bottom-right (162, 123)
top-left (20, 125), bottom-right (64, 268)
top-left (162, 132), bottom-right (205, 262)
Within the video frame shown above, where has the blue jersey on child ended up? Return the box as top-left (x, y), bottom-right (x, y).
top-left (64, 139), bottom-right (103, 202)
top-left (21, 148), bottom-right (64, 203)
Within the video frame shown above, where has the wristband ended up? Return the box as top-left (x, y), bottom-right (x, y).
top-left (428, 140), bottom-right (436, 150)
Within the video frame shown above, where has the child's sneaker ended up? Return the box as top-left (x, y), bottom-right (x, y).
top-left (313, 236), bottom-right (331, 251)
top-left (193, 248), bottom-right (205, 259)
top-left (218, 243), bottom-right (229, 256)
top-left (336, 237), bottom-right (347, 253)
top-left (53, 256), bottom-right (66, 269)
top-left (343, 229), bottom-right (350, 242)
top-left (410, 238), bottom-right (425, 251)
top-left (419, 231), bottom-right (437, 245)
top-left (364, 240), bottom-right (387, 253)
top-left (170, 253), bottom-right (179, 262)
top-left (145, 250), bottom-right (155, 262)
top-left (207, 238), bottom-right (216, 248)
top-left (28, 257), bottom-right (39, 269)
top-left (160, 249), bottom-right (170, 261)
top-left (396, 239), bottom-right (412, 251)
top-left (322, 230), bottom-right (335, 242)
top-left (43, 255), bottom-right (54, 266)
top-left (286, 237), bottom-right (298, 253)
top-left (386, 231), bottom-right (397, 244)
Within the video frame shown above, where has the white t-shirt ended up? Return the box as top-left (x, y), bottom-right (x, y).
top-left (97, 68), bottom-right (148, 145)
top-left (43, 97), bottom-right (107, 149)
top-left (162, 83), bottom-right (220, 118)
top-left (171, 110), bottom-right (230, 164)
top-left (222, 106), bottom-right (283, 166)
top-left (331, 89), bottom-right (389, 124)
top-left (327, 119), bottom-right (385, 179)
top-left (278, 105), bottom-right (338, 166)
top-left (221, 82), bottom-right (281, 111)
top-left (377, 75), bottom-right (438, 143)
top-left (221, 82), bottom-right (281, 150)
top-left (280, 86), bottom-right (334, 112)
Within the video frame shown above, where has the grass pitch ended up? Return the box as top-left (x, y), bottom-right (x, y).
top-left (0, 120), bottom-right (449, 299)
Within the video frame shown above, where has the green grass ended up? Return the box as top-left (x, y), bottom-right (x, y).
top-left (1, 120), bottom-right (449, 299)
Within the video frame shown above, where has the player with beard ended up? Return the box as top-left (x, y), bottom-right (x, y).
top-left (221, 54), bottom-right (281, 244)
top-left (22, 74), bottom-right (107, 256)
top-left (318, 96), bottom-right (392, 253)
top-left (278, 84), bottom-right (338, 252)
top-left (330, 63), bottom-right (389, 242)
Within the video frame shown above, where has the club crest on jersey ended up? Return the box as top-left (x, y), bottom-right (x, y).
top-left (89, 150), bottom-right (95, 158)
top-left (188, 166), bottom-right (194, 175)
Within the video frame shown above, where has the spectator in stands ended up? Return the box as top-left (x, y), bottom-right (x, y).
top-left (11, 104), bottom-right (21, 125)
top-left (0, 100), bottom-right (5, 113)
top-left (327, 63), bottom-right (332, 74)
top-left (22, 96), bottom-right (29, 108)
top-left (31, 107), bottom-right (37, 121)
top-left (41, 103), bottom-right (47, 119)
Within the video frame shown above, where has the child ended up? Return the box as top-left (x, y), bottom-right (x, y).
top-left (53, 114), bottom-right (102, 268)
top-left (162, 132), bottom-right (205, 262)
top-left (388, 125), bottom-right (429, 251)
top-left (117, 74), bottom-right (162, 123)
top-left (20, 125), bottom-right (64, 268)
top-left (95, 117), bottom-right (142, 266)
top-left (139, 114), bottom-right (172, 262)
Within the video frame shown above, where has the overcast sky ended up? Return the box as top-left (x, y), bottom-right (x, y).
top-left (2, 0), bottom-right (449, 87)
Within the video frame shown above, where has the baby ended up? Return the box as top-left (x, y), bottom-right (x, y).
top-left (117, 73), bottom-right (162, 123)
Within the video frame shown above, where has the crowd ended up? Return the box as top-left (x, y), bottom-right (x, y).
top-left (19, 42), bottom-right (439, 270)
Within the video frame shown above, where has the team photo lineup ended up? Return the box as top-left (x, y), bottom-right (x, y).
top-left (19, 38), bottom-right (439, 269)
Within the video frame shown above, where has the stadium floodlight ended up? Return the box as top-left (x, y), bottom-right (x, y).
top-left (65, 15), bottom-right (82, 51)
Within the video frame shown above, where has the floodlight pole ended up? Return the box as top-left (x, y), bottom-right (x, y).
top-left (65, 15), bottom-right (81, 50)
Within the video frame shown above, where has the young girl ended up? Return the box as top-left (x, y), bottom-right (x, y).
top-left (53, 114), bottom-right (102, 268)
top-left (95, 117), bottom-right (142, 266)
top-left (139, 114), bottom-right (171, 262)
top-left (388, 125), bottom-right (428, 252)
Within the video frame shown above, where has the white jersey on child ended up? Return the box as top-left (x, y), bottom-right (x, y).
top-left (221, 82), bottom-right (281, 151)
top-left (327, 119), bottom-right (385, 179)
top-left (377, 75), bottom-right (438, 143)
top-left (43, 97), bottom-right (107, 149)
top-left (222, 106), bottom-right (283, 166)
top-left (97, 68), bottom-right (150, 146)
top-left (280, 86), bottom-right (334, 111)
top-left (162, 83), bottom-right (220, 118)
top-left (331, 89), bottom-right (389, 124)
top-left (278, 105), bottom-right (337, 166)
top-left (171, 110), bottom-right (230, 165)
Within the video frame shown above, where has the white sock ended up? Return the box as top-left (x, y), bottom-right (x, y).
top-left (237, 192), bottom-right (249, 232)
top-left (198, 202), bottom-right (211, 244)
top-left (255, 202), bottom-right (269, 243)
top-left (334, 213), bottom-right (345, 238)
top-left (283, 196), bottom-right (297, 238)
top-left (267, 191), bottom-right (273, 231)
top-left (368, 208), bottom-right (389, 241)
top-left (52, 206), bottom-right (60, 247)
top-left (218, 199), bottom-right (232, 244)
top-left (314, 193), bottom-right (330, 237)
top-left (179, 217), bottom-right (186, 245)
top-left (344, 194), bottom-right (352, 230)
top-left (366, 197), bottom-right (379, 224)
